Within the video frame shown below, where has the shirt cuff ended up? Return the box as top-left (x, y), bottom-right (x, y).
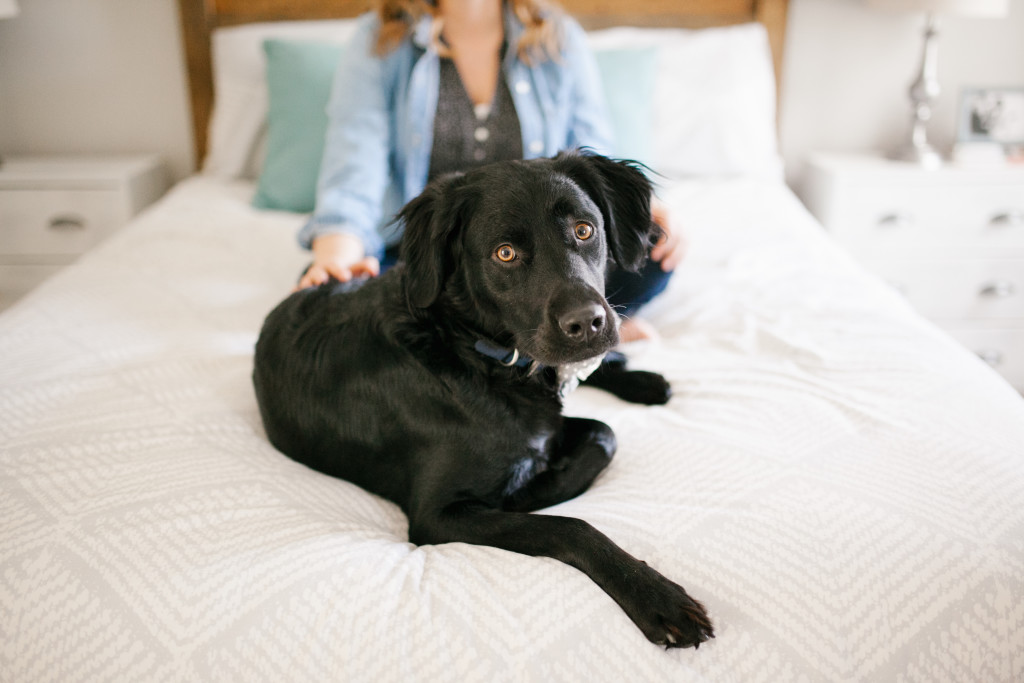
top-left (297, 216), bottom-right (386, 260)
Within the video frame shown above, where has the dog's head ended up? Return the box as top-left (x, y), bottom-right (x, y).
top-left (399, 151), bottom-right (659, 366)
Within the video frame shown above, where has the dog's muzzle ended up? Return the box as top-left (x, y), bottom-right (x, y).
top-left (556, 302), bottom-right (608, 345)
top-left (547, 286), bottom-right (617, 354)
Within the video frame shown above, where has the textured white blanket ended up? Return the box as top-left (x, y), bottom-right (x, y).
top-left (2, 177), bottom-right (1022, 682)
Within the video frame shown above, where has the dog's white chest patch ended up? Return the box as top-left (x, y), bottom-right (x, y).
top-left (556, 353), bottom-right (606, 398)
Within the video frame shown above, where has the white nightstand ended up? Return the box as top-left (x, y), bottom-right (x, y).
top-left (801, 152), bottom-right (1024, 391)
top-left (0, 155), bottom-right (169, 310)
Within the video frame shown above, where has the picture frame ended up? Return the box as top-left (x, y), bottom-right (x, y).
top-left (957, 87), bottom-right (1024, 147)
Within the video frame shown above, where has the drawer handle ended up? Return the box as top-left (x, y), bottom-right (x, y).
top-left (976, 349), bottom-right (1004, 367)
top-left (48, 214), bottom-right (87, 231)
top-left (877, 213), bottom-right (913, 229)
top-left (979, 281), bottom-right (1016, 298)
top-left (990, 210), bottom-right (1024, 227)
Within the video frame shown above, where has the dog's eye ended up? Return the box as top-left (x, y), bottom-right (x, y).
top-left (574, 222), bottom-right (594, 241)
top-left (494, 244), bottom-right (517, 263)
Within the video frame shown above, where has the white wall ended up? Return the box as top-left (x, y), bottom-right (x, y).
top-left (1, 0), bottom-right (1022, 186)
top-left (0, 0), bottom-right (194, 180)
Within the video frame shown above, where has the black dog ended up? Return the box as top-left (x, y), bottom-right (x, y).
top-left (253, 151), bottom-right (714, 648)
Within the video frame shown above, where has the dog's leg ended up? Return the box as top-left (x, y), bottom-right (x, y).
top-left (583, 353), bottom-right (672, 405)
top-left (504, 417), bottom-right (615, 513)
top-left (408, 507), bottom-right (714, 649)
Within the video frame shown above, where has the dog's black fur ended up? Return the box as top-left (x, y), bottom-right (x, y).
top-left (253, 151), bottom-right (714, 648)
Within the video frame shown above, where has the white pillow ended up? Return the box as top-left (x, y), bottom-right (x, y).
top-left (588, 24), bottom-right (783, 181)
top-left (204, 19), bottom-right (358, 179)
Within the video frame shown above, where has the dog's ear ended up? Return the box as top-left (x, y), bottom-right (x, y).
top-left (553, 151), bottom-right (659, 273)
top-left (398, 173), bottom-right (471, 309)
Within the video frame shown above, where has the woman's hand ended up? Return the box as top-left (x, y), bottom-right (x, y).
top-left (649, 197), bottom-right (687, 272)
top-left (297, 233), bottom-right (380, 290)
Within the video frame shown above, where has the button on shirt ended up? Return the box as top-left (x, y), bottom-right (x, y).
top-left (298, 8), bottom-right (613, 258)
top-left (427, 54), bottom-right (523, 184)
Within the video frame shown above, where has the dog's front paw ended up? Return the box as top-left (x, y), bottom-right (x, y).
top-left (584, 366), bottom-right (672, 405)
top-left (626, 569), bottom-right (714, 649)
top-left (619, 370), bottom-right (672, 405)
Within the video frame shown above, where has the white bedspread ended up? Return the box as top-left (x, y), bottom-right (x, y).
top-left (2, 176), bottom-right (1023, 682)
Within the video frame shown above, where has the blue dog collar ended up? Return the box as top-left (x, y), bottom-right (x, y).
top-left (474, 339), bottom-right (607, 397)
top-left (473, 340), bottom-right (535, 368)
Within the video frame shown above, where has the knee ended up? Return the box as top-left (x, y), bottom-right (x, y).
top-left (606, 259), bottom-right (673, 317)
top-left (590, 421), bottom-right (616, 458)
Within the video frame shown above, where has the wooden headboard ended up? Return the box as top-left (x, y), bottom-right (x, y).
top-left (177, 0), bottom-right (790, 169)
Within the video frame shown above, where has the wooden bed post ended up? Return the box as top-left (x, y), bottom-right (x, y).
top-left (755, 0), bottom-right (789, 99)
top-left (177, 0), bottom-right (214, 170)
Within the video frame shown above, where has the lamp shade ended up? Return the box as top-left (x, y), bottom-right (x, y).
top-left (0, 0), bottom-right (19, 19)
top-left (864, 0), bottom-right (1009, 17)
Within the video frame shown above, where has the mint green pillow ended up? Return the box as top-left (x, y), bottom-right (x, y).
top-left (593, 47), bottom-right (659, 165)
top-left (253, 39), bottom-right (344, 213)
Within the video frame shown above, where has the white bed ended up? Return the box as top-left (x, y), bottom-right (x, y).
top-left (3, 1), bottom-right (1024, 680)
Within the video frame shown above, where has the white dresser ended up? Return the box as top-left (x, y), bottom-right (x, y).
top-left (0, 155), bottom-right (168, 310)
top-left (801, 153), bottom-right (1024, 391)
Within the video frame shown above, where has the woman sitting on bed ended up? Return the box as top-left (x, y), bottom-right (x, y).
top-left (298, 0), bottom-right (684, 341)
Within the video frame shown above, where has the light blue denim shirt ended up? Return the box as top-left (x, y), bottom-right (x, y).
top-left (297, 6), bottom-right (613, 257)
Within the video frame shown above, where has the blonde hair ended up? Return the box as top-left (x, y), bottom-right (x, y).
top-left (374, 0), bottom-right (561, 65)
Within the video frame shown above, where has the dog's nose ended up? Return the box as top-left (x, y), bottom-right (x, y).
top-left (558, 303), bottom-right (607, 343)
